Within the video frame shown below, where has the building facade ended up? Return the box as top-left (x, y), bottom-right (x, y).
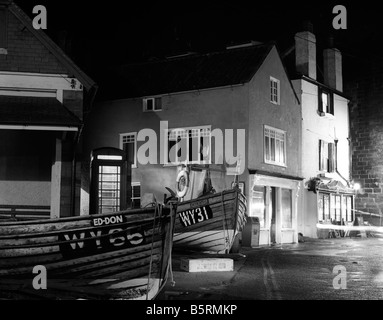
top-left (345, 64), bottom-right (383, 226)
top-left (83, 42), bottom-right (303, 245)
top-left (289, 28), bottom-right (355, 239)
top-left (0, 1), bottom-right (96, 219)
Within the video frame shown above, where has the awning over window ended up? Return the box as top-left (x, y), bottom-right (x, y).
top-left (308, 176), bottom-right (355, 194)
top-left (0, 95), bottom-right (81, 131)
top-left (318, 178), bottom-right (354, 194)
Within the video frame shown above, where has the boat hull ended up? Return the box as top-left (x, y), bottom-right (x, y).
top-left (0, 204), bottom-right (175, 300)
top-left (173, 188), bottom-right (247, 254)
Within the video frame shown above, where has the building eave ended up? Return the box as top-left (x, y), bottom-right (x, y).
top-left (248, 169), bottom-right (305, 181)
top-left (8, 1), bottom-right (97, 94)
top-left (299, 75), bottom-right (351, 101)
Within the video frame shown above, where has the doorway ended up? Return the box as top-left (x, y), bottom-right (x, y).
top-left (270, 187), bottom-right (277, 244)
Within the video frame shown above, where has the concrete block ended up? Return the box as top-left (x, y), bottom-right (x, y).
top-left (180, 258), bottom-right (233, 273)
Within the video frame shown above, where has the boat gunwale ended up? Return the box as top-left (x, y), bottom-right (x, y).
top-left (0, 205), bottom-right (169, 227)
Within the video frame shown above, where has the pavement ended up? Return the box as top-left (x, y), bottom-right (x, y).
top-left (156, 236), bottom-right (383, 300)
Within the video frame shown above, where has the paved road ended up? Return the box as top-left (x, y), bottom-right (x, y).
top-left (158, 237), bottom-right (383, 300)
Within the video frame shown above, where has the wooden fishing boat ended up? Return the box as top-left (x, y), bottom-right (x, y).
top-left (0, 202), bottom-right (176, 300)
top-left (171, 164), bottom-right (247, 254)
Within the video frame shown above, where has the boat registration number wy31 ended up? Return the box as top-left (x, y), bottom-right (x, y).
top-left (178, 206), bottom-right (213, 227)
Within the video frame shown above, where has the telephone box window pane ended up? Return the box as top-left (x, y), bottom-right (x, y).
top-left (98, 165), bottom-right (121, 213)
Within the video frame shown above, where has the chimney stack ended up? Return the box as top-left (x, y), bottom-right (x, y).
top-left (295, 21), bottom-right (317, 80)
top-left (323, 36), bottom-right (343, 92)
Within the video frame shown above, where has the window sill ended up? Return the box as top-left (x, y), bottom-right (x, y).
top-left (318, 172), bottom-right (336, 178)
top-left (270, 101), bottom-right (280, 106)
top-left (163, 161), bottom-right (211, 167)
top-left (264, 161), bottom-right (287, 168)
top-left (317, 110), bottom-right (335, 119)
top-left (143, 109), bottom-right (162, 113)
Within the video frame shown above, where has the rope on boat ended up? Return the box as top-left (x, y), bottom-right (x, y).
top-left (221, 192), bottom-right (230, 254)
top-left (168, 202), bottom-right (176, 287)
top-left (146, 202), bottom-right (161, 300)
top-left (151, 201), bottom-right (177, 300)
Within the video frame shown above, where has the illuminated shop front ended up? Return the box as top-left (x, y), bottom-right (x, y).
top-left (247, 171), bottom-right (303, 245)
top-left (313, 179), bottom-right (355, 238)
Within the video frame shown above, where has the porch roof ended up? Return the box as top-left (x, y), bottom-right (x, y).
top-left (0, 95), bottom-right (82, 129)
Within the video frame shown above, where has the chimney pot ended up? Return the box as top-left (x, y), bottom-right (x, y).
top-left (323, 47), bottom-right (343, 92)
top-left (303, 20), bottom-right (314, 33)
top-left (323, 35), bottom-right (342, 92)
top-left (295, 27), bottom-right (316, 80)
top-left (327, 35), bottom-right (335, 48)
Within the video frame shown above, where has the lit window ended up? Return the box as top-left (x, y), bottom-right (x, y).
top-left (143, 97), bottom-right (162, 111)
top-left (270, 77), bottom-right (280, 105)
top-left (318, 193), bottom-right (353, 223)
top-left (319, 140), bottom-right (335, 172)
top-left (264, 126), bottom-right (286, 166)
top-left (346, 196), bottom-right (353, 222)
top-left (318, 88), bottom-right (334, 115)
top-left (318, 193), bottom-right (330, 222)
top-left (166, 126), bottom-right (211, 165)
top-left (120, 133), bottom-right (137, 168)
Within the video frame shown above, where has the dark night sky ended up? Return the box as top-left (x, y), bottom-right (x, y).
top-left (13, 1), bottom-right (383, 88)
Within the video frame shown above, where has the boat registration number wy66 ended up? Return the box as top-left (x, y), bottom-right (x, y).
top-left (178, 206), bottom-right (213, 227)
top-left (58, 214), bottom-right (146, 257)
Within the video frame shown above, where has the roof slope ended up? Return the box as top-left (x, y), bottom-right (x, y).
top-left (8, 1), bottom-right (97, 93)
top-left (102, 43), bottom-right (274, 100)
top-left (0, 95), bottom-right (82, 127)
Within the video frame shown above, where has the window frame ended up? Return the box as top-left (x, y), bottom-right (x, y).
top-left (131, 182), bottom-right (141, 209)
top-left (164, 125), bottom-right (211, 166)
top-left (0, 6), bottom-right (8, 54)
top-left (119, 132), bottom-right (137, 168)
top-left (319, 140), bottom-right (335, 173)
top-left (270, 76), bottom-right (280, 105)
top-left (318, 88), bottom-right (334, 116)
top-left (143, 97), bottom-right (162, 112)
top-left (264, 125), bottom-right (287, 167)
top-left (318, 192), bottom-right (354, 223)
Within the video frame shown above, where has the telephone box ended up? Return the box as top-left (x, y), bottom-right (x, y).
top-left (90, 147), bottom-right (132, 214)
